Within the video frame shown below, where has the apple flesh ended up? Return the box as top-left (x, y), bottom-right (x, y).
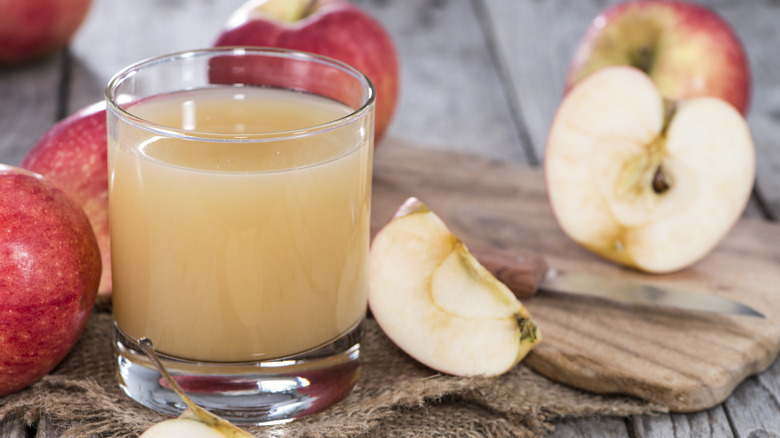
top-left (545, 66), bottom-right (755, 273)
top-left (0, 165), bottom-right (101, 396)
top-left (0, 0), bottom-right (93, 65)
top-left (21, 102), bottom-right (111, 297)
top-left (369, 197), bottom-right (541, 377)
top-left (141, 419), bottom-right (229, 438)
top-left (566, 0), bottom-right (750, 115)
top-left (214, 0), bottom-right (399, 144)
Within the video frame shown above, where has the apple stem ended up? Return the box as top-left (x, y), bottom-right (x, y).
top-left (633, 45), bottom-right (655, 74)
top-left (137, 337), bottom-right (219, 427)
top-left (651, 100), bottom-right (677, 195)
top-left (138, 338), bottom-right (256, 437)
top-left (662, 100), bottom-right (678, 134)
top-left (256, 0), bottom-right (316, 21)
top-left (301, 0), bottom-right (316, 18)
top-left (517, 317), bottom-right (540, 344)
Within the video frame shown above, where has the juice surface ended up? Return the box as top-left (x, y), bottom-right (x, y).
top-left (109, 87), bottom-right (372, 362)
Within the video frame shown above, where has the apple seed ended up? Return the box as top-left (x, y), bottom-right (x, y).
top-left (652, 165), bottom-right (670, 194)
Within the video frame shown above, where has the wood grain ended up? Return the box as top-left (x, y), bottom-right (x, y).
top-left (0, 55), bottom-right (62, 166)
top-left (353, 0), bottom-right (529, 163)
top-left (0, 415), bottom-right (29, 438)
top-left (67, 0), bottom-right (247, 113)
top-left (372, 141), bottom-right (780, 413)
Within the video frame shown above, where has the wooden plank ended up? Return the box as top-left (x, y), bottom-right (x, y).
top-left (547, 416), bottom-right (628, 438)
top-left (66, 0), bottom-right (247, 113)
top-left (715, 1), bottom-right (780, 221)
top-left (721, 358), bottom-right (780, 434)
top-left (0, 416), bottom-right (30, 438)
top-left (719, 288), bottom-right (780, 436)
top-left (475, 0), bottom-right (596, 164)
top-left (628, 407), bottom-right (733, 437)
top-left (34, 416), bottom-right (67, 438)
top-left (0, 54), bottom-right (62, 166)
top-left (353, 0), bottom-right (529, 164)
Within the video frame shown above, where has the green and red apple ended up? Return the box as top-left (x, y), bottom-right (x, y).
top-left (21, 102), bottom-right (112, 297)
top-left (369, 198), bottom-right (541, 377)
top-left (0, 0), bottom-right (93, 65)
top-left (566, 0), bottom-right (750, 115)
top-left (0, 165), bottom-right (101, 395)
top-left (213, 0), bottom-right (399, 144)
top-left (545, 66), bottom-right (755, 273)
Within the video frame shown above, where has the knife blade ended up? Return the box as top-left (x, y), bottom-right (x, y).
top-left (468, 245), bottom-right (764, 318)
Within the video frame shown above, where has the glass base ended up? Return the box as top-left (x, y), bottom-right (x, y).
top-left (113, 320), bottom-right (363, 425)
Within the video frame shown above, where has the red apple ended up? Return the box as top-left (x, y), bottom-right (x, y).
top-left (0, 0), bottom-right (93, 65)
top-left (21, 101), bottom-right (111, 297)
top-left (0, 165), bottom-right (101, 395)
top-left (565, 0), bottom-right (750, 115)
top-left (213, 0), bottom-right (399, 144)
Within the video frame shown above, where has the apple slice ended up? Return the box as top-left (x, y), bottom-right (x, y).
top-left (369, 198), bottom-right (541, 377)
top-left (545, 66), bottom-right (755, 273)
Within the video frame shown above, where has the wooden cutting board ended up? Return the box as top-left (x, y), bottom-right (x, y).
top-left (371, 142), bottom-right (780, 413)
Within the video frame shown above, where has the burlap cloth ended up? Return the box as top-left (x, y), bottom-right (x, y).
top-left (0, 307), bottom-right (664, 437)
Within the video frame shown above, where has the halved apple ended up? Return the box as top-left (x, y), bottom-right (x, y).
top-left (369, 198), bottom-right (541, 377)
top-left (545, 66), bottom-right (755, 273)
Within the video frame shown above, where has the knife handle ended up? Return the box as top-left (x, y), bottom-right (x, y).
top-left (468, 245), bottom-right (548, 300)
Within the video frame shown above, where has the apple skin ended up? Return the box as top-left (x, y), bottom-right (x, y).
top-left (213, 0), bottom-right (399, 144)
top-left (21, 101), bottom-right (111, 297)
top-left (0, 165), bottom-right (101, 396)
top-left (0, 0), bottom-right (93, 65)
top-left (565, 0), bottom-right (750, 115)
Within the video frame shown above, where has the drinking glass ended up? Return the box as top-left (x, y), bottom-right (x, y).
top-left (105, 47), bottom-right (374, 424)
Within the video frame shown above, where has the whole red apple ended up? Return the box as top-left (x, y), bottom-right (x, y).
top-left (565, 0), bottom-right (750, 115)
top-left (0, 0), bottom-right (93, 65)
top-left (21, 101), bottom-right (111, 297)
top-left (0, 165), bottom-right (101, 395)
top-left (214, 0), bottom-right (399, 144)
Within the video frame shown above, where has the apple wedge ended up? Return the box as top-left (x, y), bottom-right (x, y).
top-left (545, 66), bottom-right (755, 273)
top-left (369, 198), bottom-right (541, 377)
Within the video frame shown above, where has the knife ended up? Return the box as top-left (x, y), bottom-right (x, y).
top-left (468, 245), bottom-right (765, 318)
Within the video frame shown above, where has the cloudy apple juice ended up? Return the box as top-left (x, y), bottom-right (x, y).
top-left (106, 48), bottom-right (374, 424)
top-left (108, 86), bottom-right (372, 363)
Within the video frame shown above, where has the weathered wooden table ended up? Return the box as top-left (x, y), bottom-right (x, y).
top-left (2, 0), bottom-right (779, 436)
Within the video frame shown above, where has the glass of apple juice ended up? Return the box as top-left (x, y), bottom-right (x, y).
top-left (105, 47), bottom-right (375, 424)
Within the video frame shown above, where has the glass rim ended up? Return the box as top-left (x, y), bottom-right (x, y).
top-left (104, 47), bottom-right (376, 143)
